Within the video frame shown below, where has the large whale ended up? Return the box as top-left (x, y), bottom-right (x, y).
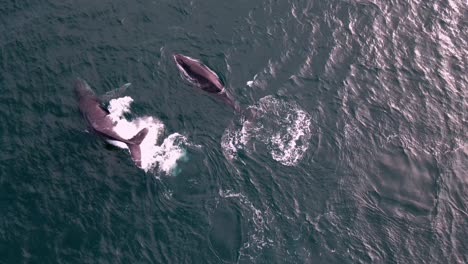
top-left (75, 78), bottom-right (148, 167)
top-left (173, 53), bottom-right (240, 113)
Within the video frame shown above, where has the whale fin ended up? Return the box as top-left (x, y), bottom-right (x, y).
top-left (126, 127), bottom-right (149, 168)
top-left (99, 83), bottom-right (132, 102)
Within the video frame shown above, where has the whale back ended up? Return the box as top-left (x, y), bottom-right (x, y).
top-left (173, 54), bottom-right (224, 93)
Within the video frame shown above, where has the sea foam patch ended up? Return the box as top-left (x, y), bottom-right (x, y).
top-left (106, 96), bottom-right (188, 174)
top-left (222, 96), bottom-right (313, 166)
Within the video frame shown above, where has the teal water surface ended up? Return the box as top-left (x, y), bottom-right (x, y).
top-left (0, 0), bottom-right (466, 263)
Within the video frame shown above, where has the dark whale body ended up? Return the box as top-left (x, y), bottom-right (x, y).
top-left (75, 79), bottom-right (148, 167)
top-left (173, 53), bottom-right (240, 112)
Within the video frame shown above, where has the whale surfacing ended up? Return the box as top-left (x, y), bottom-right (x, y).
top-left (173, 53), bottom-right (240, 112)
top-left (75, 79), bottom-right (148, 167)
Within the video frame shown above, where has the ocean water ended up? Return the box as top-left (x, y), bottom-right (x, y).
top-left (0, 0), bottom-right (466, 263)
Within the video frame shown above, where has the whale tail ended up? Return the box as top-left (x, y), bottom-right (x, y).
top-left (219, 89), bottom-right (241, 113)
top-left (126, 128), bottom-right (149, 168)
top-left (223, 97), bottom-right (241, 113)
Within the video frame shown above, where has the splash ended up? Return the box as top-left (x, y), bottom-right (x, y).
top-left (222, 96), bottom-right (313, 166)
top-left (106, 96), bottom-right (188, 174)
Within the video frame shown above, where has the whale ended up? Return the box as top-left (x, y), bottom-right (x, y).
top-left (75, 78), bottom-right (148, 167)
top-left (173, 53), bottom-right (240, 113)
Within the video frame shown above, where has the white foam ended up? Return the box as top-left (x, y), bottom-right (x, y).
top-left (149, 133), bottom-right (189, 176)
top-left (106, 97), bottom-right (188, 174)
top-left (221, 123), bottom-right (245, 161)
top-left (222, 96), bottom-right (313, 166)
top-left (107, 96), bottom-right (134, 118)
top-left (246, 73), bottom-right (263, 88)
top-left (268, 109), bottom-right (312, 166)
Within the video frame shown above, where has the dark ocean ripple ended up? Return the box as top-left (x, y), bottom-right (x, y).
top-left (0, 0), bottom-right (466, 263)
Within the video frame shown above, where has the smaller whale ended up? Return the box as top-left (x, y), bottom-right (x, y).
top-left (173, 53), bottom-right (240, 113)
top-left (75, 78), bottom-right (148, 167)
